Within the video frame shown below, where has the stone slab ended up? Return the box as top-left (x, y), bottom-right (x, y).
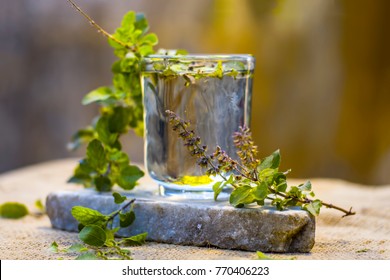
top-left (46, 184), bottom-right (315, 253)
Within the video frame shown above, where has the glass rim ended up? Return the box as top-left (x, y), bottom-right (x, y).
top-left (141, 54), bottom-right (255, 73)
top-left (143, 54), bottom-right (254, 60)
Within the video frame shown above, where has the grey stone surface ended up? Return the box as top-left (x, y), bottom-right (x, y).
top-left (46, 186), bottom-right (315, 253)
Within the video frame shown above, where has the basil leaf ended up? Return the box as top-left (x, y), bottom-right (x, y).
top-left (79, 225), bottom-right (107, 247)
top-left (0, 202), bottom-right (29, 219)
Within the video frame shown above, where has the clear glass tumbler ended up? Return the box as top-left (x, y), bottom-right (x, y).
top-left (141, 54), bottom-right (255, 199)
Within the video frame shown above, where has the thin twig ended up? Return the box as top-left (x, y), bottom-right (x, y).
top-left (106, 198), bottom-right (135, 223)
top-left (66, 0), bottom-right (134, 51)
top-left (270, 189), bottom-right (356, 217)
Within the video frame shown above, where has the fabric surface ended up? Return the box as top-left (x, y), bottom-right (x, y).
top-left (0, 159), bottom-right (389, 260)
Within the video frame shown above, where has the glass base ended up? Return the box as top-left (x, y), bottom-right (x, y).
top-left (158, 184), bottom-right (232, 200)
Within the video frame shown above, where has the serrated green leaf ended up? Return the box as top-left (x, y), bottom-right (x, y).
top-left (107, 150), bottom-right (129, 166)
top-left (116, 165), bottom-right (144, 190)
top-left (229, 186), bottom-right (254, 207)
top-left (71, 206), bottom-right (108, 226)
top-left (121, 232), bottom-right (147, 246)
top-left (259, 149), bottom-right (281, 171)
top-left (0, 202), bottom-right (28, 219)
top-left (95, 116), bottom-right (118, 146)
top-left (82, 87), bottom-right (113, 105)
top-left (113, 192), bottom-right (127, 204)
top-left (94, 176), bottom-right (112, 192)
top-left (76, 252), bottom-right (99, 260)
top-left (303, 199), bottom-right (322, 216)
top-left (86, 139), bottom-right (107, 173)
top-left (108, 106), bottom-right (131, 134)
top-left (252, 182), bottom-right (268, 200)
top-left (119, 211), bottom-right (135, 228)
top-left (79, 225), bottom-right (107, 247)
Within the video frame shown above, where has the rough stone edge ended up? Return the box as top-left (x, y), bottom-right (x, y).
top-left (46, 190), bottom-right (315, 253)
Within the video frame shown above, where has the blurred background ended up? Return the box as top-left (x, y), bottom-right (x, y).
top-left (1, 0), bottom-right (389, 185)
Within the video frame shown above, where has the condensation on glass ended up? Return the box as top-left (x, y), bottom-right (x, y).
top-left (141, 54), bottom-right (255, 199)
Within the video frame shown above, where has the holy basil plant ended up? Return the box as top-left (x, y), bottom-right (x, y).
top-left (67, 9), bottom-right (156, 191)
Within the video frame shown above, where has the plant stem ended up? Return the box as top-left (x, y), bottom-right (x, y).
top-left (106, 198), bottom-right (135, 223)
top-left (270, 189), bottom-right (355, 217)
top-left (66, 0), bottom-right (135, 51)
top-left (175, 120), bottom-right (239, 189)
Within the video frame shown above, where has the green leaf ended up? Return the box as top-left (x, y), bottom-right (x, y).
top-left (79, 225), bottom-right (107, 247)
top-left (303, 199), bottom-right (322, 216)
top-left (105, 227), bottom-right (119, 242)
top-left (96, 116), bottom-right (118, 146)
top-left (82, 87), bottom-right (113, 105)
top-left (68, 127), bottom-right (95, 150)
top-left (259, 149), bottom-right (281, 171)
top-left (108, 107), bottom-right (131, 133)
top-left (138, 45), bottom-right (154, 56)
top-left (252, 182), bottom-right (268, 201)
top-left (121, 232), bottom-right (147, 246)
top-left (175, 49), bottom-right (189, 55)
top-left (140, 33), bottom-right (158, 46)
top-left (287, 186), bottom-right (302, 199)
top-left (0, 202), bottom-right (28, 219)
top-left (116, 165), bottom-right (144, 190)
top-left (256, 251), bottom-right (273, 260)
top-left (298, 181), bottom-right (312, 192)
top-left (119, 211), bottom-right (135, 228)
top-left (94, 176), bottom-right (112, 192)
top-left (121, 11), bottom-right (136, 30)
top-left (272, 197), bottom-right (286, 211)
top-left (107, 150), bottom-right (129, 167)
top-left (210, 61), bottom-right (223, 79)
top-left (226, 174), bottom-right (235, 184)
top-left (71, 206), bottom-right (108, 226)
top-left (113, 192), bottom-right (127, 204)
top-left (68, 243), bottom-right (88, 253)
top-left (134, 13), bottom-right (149, 34)
top-left (229, 186), bottom-right (254, 207)
top-left (86, 139), bottom-right (107, 173)
top-left (49, 241), bottom-right (59, 253)
top-left (212, 181), bottom-right (224, 201)
top-left (259, 168), bottom-right (278, 181)
top-left (68, 160), bottom-right (93, 187)
top-left (35, 199), bottom-right (45, 212)
top-left (274, 173), bottom-right (288, 192)
top-left (76, 252), bottom-right (99, 260)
